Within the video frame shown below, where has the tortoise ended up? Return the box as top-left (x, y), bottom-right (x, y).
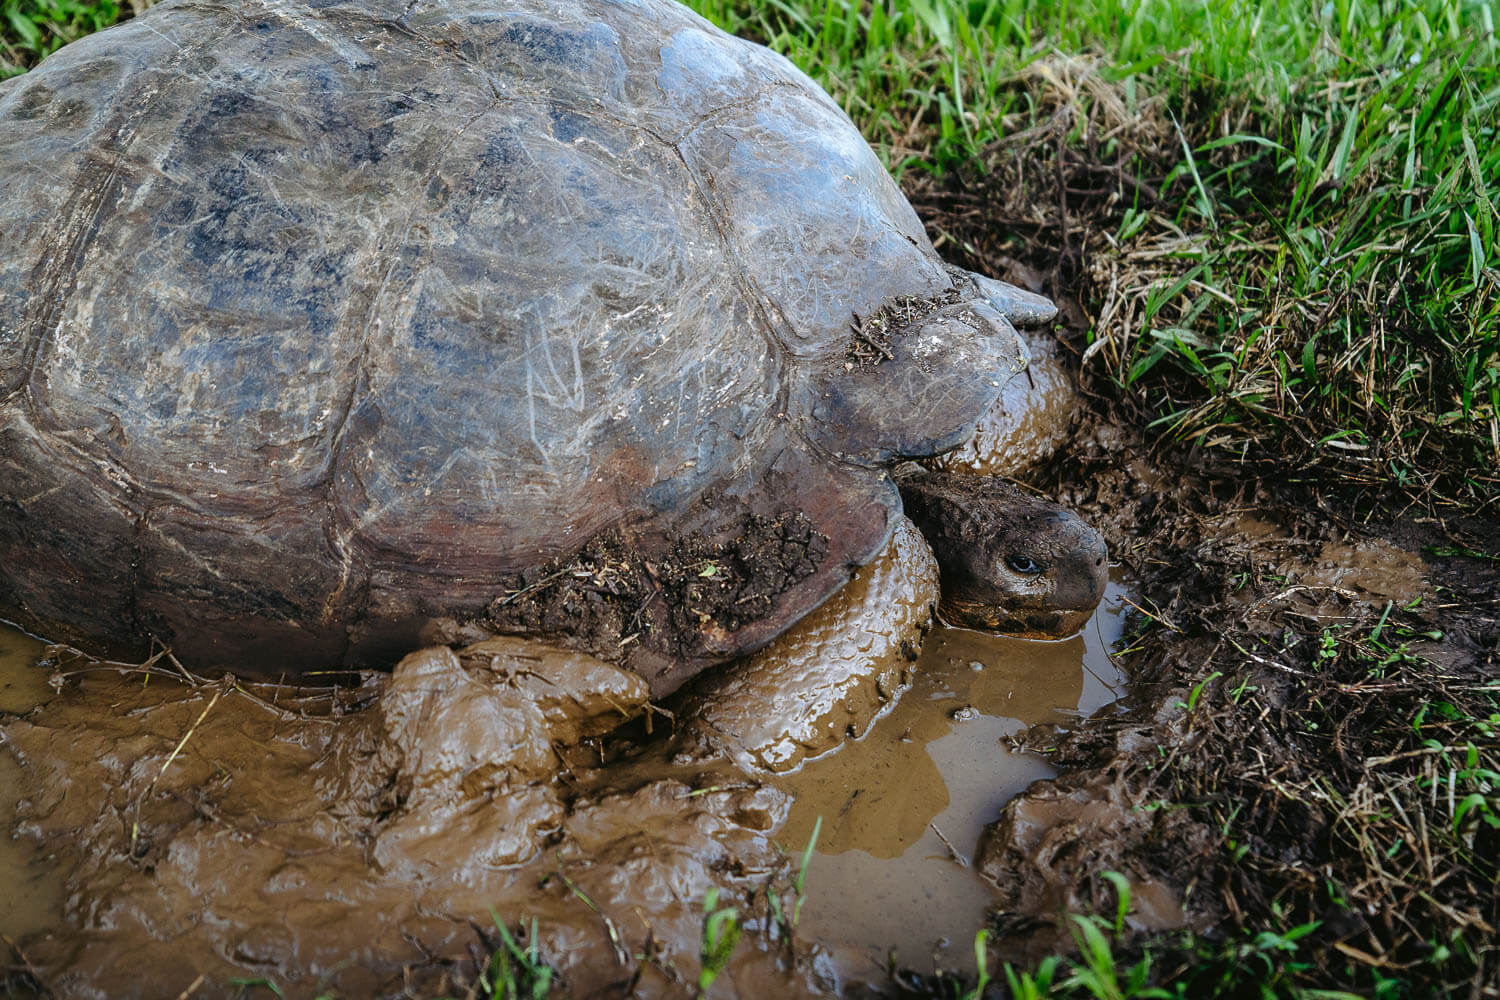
top-left (0, 0), bottom-right (1103, 697)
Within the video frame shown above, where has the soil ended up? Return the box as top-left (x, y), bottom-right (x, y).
top-left (481, 508), bottom-right (830, 677)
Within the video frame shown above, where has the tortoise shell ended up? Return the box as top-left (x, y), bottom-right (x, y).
top-left (0, 0), bottom-right (1042, 694)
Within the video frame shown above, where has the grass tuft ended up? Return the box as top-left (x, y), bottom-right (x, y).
top-left (1, 0), bottom-right (138, 77)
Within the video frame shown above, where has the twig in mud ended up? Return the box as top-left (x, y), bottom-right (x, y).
top-left (459, 929), bottom-right (486, 1000)
top-left (639, 700), bottom-right (674, 736)
top-left (1118, 594), bottom-right (1181, 632)
top-left (928, 822), bottom-right (970, 868)
top-left (128, 680), bottom-right (228, 857)
top-left (548, 862), bottom-right (629, 965)
top-left (172, 973), bottom-right (206, 1000)
top-left (1226, 638), bottom-right (1311, 677)
top-left (228, 682), bottom-right (337, 724)
top-left (848, 313), bottom-right (896, 363)
top-left (163, 648), bottom-right (200, 684)
top-left (681, 784), bottom-right (756, 798)
top-left (495, 566), bottom-right (576, 606)
top-left (2, 934), bottom-right (51, 997)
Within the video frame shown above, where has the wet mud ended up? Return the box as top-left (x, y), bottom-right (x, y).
top-left (0, 634), bottom-right (803, 999)
top-left (0, 553), bottom-right (1132, 998)
top-left (0, 626), bottom-right (59, 947)
top-left (953, 414), bottom-right (1500, 989)
top-left (3, 357), bottom-right (1491, 998)
top-left (774, 579), bottom-right (1132, 979)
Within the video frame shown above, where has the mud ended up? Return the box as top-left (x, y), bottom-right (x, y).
top-left (1207, 510), bottom-right (1433, 607)
top-left (941, 405), bottom-right (1500, 992)
top-left (0, 547), bottom-right (1130, 998)
top-left (0, 623), bottom-right (47, 715)
top-left (672, 514), bottom-right (938, 774)
top-left (775, 579), bottom-right (1132, 979)
top-left (846, 283), bottom-right (964, 367)
top-left (976, 769), bottom-right (1191, 961)
top-left (480, 508), bottom-right (831, 694)
top-left (0, 635), bottom-right (811, 998)
top-left (0, 626), bottom-right (59, 947)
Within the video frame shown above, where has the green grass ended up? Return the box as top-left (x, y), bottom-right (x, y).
top-left (697, 886), bottom-right (743, 994)
top-left (4, 0), bottom-right (1495, 499)
top-left (682, 0), bottom-right (1499, 502)
top-left (1, 0), bottom-right (125, 77)
top-left (476, 911), bottom-right (554, 1000)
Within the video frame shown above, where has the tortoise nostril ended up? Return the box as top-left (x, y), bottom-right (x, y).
top-left (1095, 557), bottom-right (1103, 567)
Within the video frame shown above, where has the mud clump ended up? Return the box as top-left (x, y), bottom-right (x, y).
top-left (845, 284), bottom-right (964, 368)
top-left (483, 510), bottom-right (829, 671)
top-left (977, 768), bottom-right (1195, 961)
top-left (0, 639), bottom-right (835, 998)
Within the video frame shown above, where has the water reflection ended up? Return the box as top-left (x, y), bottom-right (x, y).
top-left (774, 573), bottom-right (1133, 978)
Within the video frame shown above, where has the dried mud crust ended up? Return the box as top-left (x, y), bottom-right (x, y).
top-left (483, 510), bottom-right (829, 664)
top-left (844, 282), bottom-right (963, 367)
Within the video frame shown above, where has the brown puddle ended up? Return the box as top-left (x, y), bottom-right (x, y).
top-left (772, 573), bottom-right (1131, 979)
top-left (0, 573), bottom-right (1132, 997)
top-left (0, 625), bottom-right (61, 946)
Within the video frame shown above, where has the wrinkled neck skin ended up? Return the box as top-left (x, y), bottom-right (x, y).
top-left (896, 468), bottom-right (1109, 638)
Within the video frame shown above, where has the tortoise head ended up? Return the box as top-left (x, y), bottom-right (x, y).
top-left (896, 470), bottom-right (1108, 638)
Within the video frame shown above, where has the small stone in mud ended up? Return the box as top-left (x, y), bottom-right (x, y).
top-left (949, 705), bottom-right (979, 722)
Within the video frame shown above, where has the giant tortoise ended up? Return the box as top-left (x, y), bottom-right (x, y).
top-left (0, 0), bottom-right (1103, 696)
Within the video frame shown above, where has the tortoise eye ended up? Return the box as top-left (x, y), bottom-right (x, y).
top-left (1007, 555), bottom-right (1042, 575)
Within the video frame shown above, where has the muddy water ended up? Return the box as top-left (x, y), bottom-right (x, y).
top-left (0, 624), bottom-right (61, 945)
top-left (773, 574), bottom-right (1131, 978)
top-left (0, 573), bottom-right (1132, 997)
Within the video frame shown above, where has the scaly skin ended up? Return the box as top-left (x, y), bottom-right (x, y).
top-left (896, 469), bottom-right (1108, 637)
